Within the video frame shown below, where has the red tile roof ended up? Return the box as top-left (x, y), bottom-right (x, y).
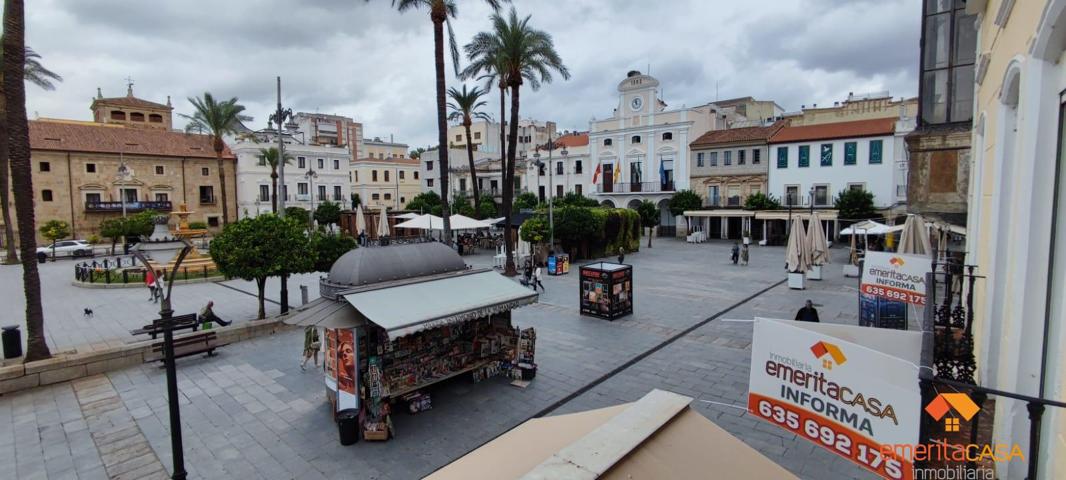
top-left (30, 120), bottom-right (233, 159)
top-left (769, 118), bottom-right (897, 143)
top-left (553, 132), bottom-right (589, 148)
top-left (92, 95), bottom-right (171, 110)
top-left (689, 121), bottom-right (787, 147)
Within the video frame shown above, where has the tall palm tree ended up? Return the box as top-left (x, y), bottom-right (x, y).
top-left (258, 147), bottom-right (293, 214)
top-left (181, 93), bottom-right (248, 226)
top-left (465, 7), bottom-right (569, 275)
top-left (4, 0), bottom-right (51, 361)
top-left (0, 46), bottom-right (61, 265)
top-left (447, 84), bottom-right (491, 212)
top-left (393, 0), bottom-right (505, 245)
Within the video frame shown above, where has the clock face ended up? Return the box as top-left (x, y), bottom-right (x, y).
top-left (630, 96), bottom-right (643, 111)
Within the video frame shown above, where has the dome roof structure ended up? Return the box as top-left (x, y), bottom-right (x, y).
top-left (326, 242), bottom-right (467, 288)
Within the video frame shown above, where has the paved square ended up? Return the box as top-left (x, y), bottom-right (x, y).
top-left (1, 239), bottom-right (877, 479)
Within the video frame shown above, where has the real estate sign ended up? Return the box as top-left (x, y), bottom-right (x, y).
top-left (747, 318), bottom-right (922, 479)
top-left (860, 252), bottom-right (931, 306)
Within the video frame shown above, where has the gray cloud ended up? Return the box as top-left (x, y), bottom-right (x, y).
top-left (26, 0), bottom-right (922, 150)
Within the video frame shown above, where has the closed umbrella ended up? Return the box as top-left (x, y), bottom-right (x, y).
top-left (897, 214), bottom-right (931, 256)
top-left (786, 218), bottom-right (810, 273)
top-left (354, 204), bottom-right (366, 236)
top-left (807, 212), bottom-right (831, 266)
top-left (378, 206), bottom-right (390, 237)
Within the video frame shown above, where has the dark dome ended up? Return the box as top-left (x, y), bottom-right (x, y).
top-left (326, 242), bottom-right (467, 287)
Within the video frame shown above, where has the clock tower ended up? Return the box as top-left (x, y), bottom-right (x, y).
top-left (617, 70), bottom-right (661, 119)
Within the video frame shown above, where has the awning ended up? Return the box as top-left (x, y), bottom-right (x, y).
top-left (753, 210), bottom-right (839, 221)
top-left (282, 298), bottom-right (366, 329)
top-left (342, 270), bottom-right (538, 338)
top-left (682, 210), bottom-right (755, 218)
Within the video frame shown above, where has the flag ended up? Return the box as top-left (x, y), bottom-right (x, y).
top-left (592, 162), bottom-right (602, 184)
top-left (614, 162), bottom-right (621, 182)
top-left (659, 159), bottom-right (666, 184)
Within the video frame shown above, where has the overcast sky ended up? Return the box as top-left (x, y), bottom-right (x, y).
top-left (25, 0), bottom-right (920, 150)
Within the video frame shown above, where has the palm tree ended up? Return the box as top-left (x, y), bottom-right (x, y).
top-left (181, 93), bottom-right (248, 226)
top-left (0, 46), bottom-right (62, 265)
top-left (392, 0), bottom-right (504, 245)
top-left (258, 147), bottom-right (293, 214)
top-left (464, 7), bottom-right (569, 275)
top-left (4, 0), bottom-right (51, 361)
top-left (447, 84), bottom-right (491, 212)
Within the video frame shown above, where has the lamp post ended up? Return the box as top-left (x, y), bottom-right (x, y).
top-left (532, 135), bottom-right (556, 251)
top-left (131, 215), bottom-right (192, 480)
top-left (561, 148), bottom-right (569, 194)
top-left (305, 169), bottom-right (318, 229)
top-left (271, 77), bottom-right (293, 218)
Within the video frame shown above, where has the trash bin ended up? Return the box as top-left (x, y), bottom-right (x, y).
top-left (336, 409), bottom-right (359, 445)
top-left (2, 325), bottom-right (22, 359)
top-left (37, 252), bottom-right (47, 264)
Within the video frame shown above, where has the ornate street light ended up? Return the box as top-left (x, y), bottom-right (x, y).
top-left (131, 215), bottom-right (193, 480)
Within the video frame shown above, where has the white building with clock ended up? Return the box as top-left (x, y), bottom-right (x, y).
top-left (586, 70), bottom-right (777, 235)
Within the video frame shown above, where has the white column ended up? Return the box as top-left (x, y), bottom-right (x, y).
top-left (721, 217), bottom-right (728, 239)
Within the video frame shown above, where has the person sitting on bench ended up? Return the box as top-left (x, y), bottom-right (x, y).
top-left (199, 301), bottom-right (231, 327)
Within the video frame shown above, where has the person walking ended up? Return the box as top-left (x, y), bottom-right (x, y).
top-left (524, 261), bottom-right (534, 288)
top-left (795, 299), bottom-right (820, 322)
top-left (731, 242), bottom-right (740, 265)
top-left (145, 269), bottom-right (157, 302)
top-left (199, 301), bottom-right (232, 327)
top-left (300, 326), bottom-right (320, 371)
top-left (533, 265), bottom-right (545, 293)
top-left (617, 246), bottom-right (626, 264)
top-left (740, 244), bottom-right (750, 266)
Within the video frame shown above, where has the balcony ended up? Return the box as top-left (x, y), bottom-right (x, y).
top-left (295, 194), bottom-right (311, 202)
top-left (85, 201), bottom-right (173, 213)
top-left (596, 181), bottom-right (675, 194)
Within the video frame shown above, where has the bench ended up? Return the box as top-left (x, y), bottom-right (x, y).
top-left (146, 331), bottom-right (229, 363)
top-left (130, 313), bottom-right (200, 339)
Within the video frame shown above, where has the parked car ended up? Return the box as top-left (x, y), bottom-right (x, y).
top-left (36, 239), bottom-right (93, 261)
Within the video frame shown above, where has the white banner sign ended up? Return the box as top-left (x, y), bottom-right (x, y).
top-left (747, 318), bottom-right (922, 479)
top-left (860, 252), bottom-right (932, 306)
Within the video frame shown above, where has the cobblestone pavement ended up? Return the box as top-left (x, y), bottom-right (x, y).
top-left (0, 239), bottom-right (876, 479)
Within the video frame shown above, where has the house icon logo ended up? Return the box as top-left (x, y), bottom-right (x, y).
top-left (810, 341), bottom-right (846, 370)
top-left (889, 257), bottom-right (906, 267)
top-left (925, 393), bottom-right (981, 432)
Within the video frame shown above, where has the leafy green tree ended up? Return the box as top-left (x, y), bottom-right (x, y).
top-left (258, 147), bottom-right (292, 213)
top-left (350, 193), bottom-right (361, 209)
top-left (314, 200), bottom-right (342, 228)
top-left (180, 92), bottom-right (250, 226)
top-left (38, 219), bottom-right (69, 260)
top-left (406, 191), bottom-right (442, 213)
top-left (447, 84), bottom-right (492, 209)
top-left (513, 191), bottom-right (538, 210)
top-left (834, 189), bottom-right (877, 221)
top-left (210, 215), bottom-right (313, 319)
top-left (309, 231), bottom-right (357, 272)
top-left (127, 210), bottom-right (158, 238)
top-left (744, 192), bottom-right (781, 210)
top-left (519, 216), bottom-right (548, 244)
top-left (554, 206), bottom-right (598, 249)
top-left (636, 200), bottom-right (659, 247)
top-left (557, 192), bottom-right (599, 208)
top-left (668, 190), bottom-right (702, 217)
top-left (478, 198), bottom-right (497, 218)
top-left (284, 206), bottom-right (310, 228)
top-left (99, 218), bottom-right (125, 254)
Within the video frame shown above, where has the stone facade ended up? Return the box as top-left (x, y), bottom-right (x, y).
top-left (904, 125), bottom-right (971, 224)
top-left (89, 85), bottom-right (174, 131)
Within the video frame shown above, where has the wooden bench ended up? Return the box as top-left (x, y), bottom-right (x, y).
top-left (146, 331), bottom-right (229, 363)
top-left (130, 313), bottom-right (200, 339)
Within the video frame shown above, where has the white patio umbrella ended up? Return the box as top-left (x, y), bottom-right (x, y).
top-left (897, 214), bottom-right (932, 256)
top-left (807, 212), bottom-right (831, 266)
top-left (786, 217), bottom-right (811, 273)
top-left (449, 214), bottom-right (491, 230)
top-left (354, 204), bottom-right (366, 236)
top-left (396, 212), bottom-right (420, 220)
top-left (377, 206), bottom-right (391, 237)
top-left (394, 214), bottom-right (444, 230)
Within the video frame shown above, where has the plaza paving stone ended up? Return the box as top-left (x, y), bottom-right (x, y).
top-left (1, 238), bottom-right (878, 479)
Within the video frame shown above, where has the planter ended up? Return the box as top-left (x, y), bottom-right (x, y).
top-left (808, 265), bottom-right (823, 281)
top-left (843, 264), bottom-right (861, 278)
top-left (788, 272), bottom-right (806, 290)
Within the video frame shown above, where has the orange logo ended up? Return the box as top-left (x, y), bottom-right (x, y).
top-left (810, 341), bottom-right (846, 369)
top-left (889, 257), bottom-right (906, 267)
top-left (925, 394), bottom-right (980, 432)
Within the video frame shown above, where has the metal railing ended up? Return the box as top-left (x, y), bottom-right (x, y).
top-left (596, 181), bottom-right (675, 194)
top-left (74, 258), bottom-right (220, 285)
top-left (86, 201), bottom-right (173, 213)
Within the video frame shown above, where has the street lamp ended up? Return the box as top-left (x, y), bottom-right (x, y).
top-left (305, 169), bottom-right (318, 229)
top-left (560, 148), bottom-right (569, 194)
top-left (131, 215), bottom-right (192, 480)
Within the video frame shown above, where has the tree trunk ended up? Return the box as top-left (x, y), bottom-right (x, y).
top-left (213, 140), bottom-right (228, 227)
top-left (431, 12), bottom-right (452, 245)
top-left (0, 81), bottom-right (18, 265)
top-left (464, 120), bottom-right (480, 216)
top-left (502, 82), bottom-right (522, 276)
top-left (5, 0), bottom-right (50, 361)
top-left (256, 277), bottom-right (266, 320)
top-left (271, 170), bottom-right (278, 214)
top-left (647, 227), bottom-right (653, 247)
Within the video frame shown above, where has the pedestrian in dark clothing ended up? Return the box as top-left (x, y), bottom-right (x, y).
top-left (617, 246), bottom-right (625, 264)
top-left (731, 242), bottom-right (740, 265)
top-left (199, 301), bottom-right (232, 327)
top-left (741, 244), bottom-right (749, 266)
top-left (524, 262), bottom-right (534, 288)
top-left (795, 299), bottom-right (820, 322)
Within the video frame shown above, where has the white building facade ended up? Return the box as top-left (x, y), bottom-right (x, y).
top-left (767, 118), bottom-right (912, 210)
top-left (523, 131), bottom-right (593, 201)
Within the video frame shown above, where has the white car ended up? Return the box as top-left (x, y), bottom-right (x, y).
top-left (36, 240), bottom-right (93, 260)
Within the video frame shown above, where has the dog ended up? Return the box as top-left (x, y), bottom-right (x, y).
top-left (83, 308), bottom-right (94, 318)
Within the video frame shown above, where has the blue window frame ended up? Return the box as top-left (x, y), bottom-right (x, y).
top-left (869, 140), bottom-right (883, 164)
top-left (798, 145), bottom-right (810, 168)
top-left (777, 147), bottom-right (788, 168)
top-left (844, 142), bottom-right (857, 165)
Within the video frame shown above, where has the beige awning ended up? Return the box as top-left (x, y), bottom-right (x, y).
top-left (754, 210), bottom-right (838, 221)
top-left (683, 209), bottom-right (755, 218)
top-left (282, 298), bottom-right (366, 329)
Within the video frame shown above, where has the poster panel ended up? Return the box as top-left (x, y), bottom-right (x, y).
top-left (860, 252), bottom-right (931, 306)
top-left (748, 318), bottom-right (921, 480)
top-left (336, 328), bottom-right (359, 410)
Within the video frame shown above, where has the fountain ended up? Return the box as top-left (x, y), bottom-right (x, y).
top-left (142, 204), bottom-right (217, 273)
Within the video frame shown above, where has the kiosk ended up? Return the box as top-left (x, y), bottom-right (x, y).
top-left (547, 254), bottom-right (570, 276)
top-left (579, 262), bottom-right (633, 320)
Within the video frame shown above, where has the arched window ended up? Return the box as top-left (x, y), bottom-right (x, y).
top-left (603, 138), bottom-right (612, 146)
top-left (110, 111), bottom-right (126, 121)
top-left (662, 132), bottom-right (673, 141)
top-left (148, 114), bottom-right (163, 123)
top-left (130, 112), bottom-right (145, 122)
top-left (631, 135), bottom-right (641, 144)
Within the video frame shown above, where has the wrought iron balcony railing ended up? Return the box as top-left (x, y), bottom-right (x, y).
top-left (85, 201), bottom-right (173, 213)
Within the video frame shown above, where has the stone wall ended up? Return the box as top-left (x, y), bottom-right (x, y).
top-left (905, 126), bottom-right (972, 223)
